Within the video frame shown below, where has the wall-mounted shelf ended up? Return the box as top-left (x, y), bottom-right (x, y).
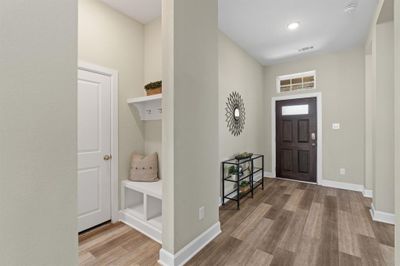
top-left (127, 94), bottom-right (162, 120)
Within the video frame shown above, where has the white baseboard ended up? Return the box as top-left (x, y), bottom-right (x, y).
top-left (370, 203), bottom-right (395, 225)
top-left (319, 179), bottom-right (375, 200)
top-left (362, 189), bottom-right (373, 198)
top-left (158, 222), bottom-right (221, 266)
top-left (264, 171), bottom-right (274, 177)
top-left (319, 179), bottom-right (364, 192)
top-left (119, 210), bottom-right (162, 244)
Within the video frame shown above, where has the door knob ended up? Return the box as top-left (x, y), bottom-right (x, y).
top-left (312, 143), bottom-right (316, 147)
top-left (104, 154), bottom-right (112, 161)
top-left (311, 133), bottom-right (316, 140)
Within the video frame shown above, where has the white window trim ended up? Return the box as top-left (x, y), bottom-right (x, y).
top-left (276, 70), bottom-right (317, 93)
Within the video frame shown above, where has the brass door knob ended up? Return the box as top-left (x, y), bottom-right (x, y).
top-left (104, 154), bottom-right (112, 161)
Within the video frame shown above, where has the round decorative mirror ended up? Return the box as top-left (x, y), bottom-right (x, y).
top-left (234, 108), bottom-right (240, 120)
top-left (225, 91), bottom-right (246, 136)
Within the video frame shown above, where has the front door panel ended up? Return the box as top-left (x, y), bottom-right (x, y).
top-left (276, 97), bottom-right (317, 182)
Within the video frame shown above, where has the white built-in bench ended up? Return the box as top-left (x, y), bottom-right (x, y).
top-left (120, 180), bottom-right (162, 243)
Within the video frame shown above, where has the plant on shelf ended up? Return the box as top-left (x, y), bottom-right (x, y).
top-left (144, 80), bottom-right (162, 96)
top-left (240, 180), bottom-right (250, 193)
top-left (228, 165), bottom-right (238, 180)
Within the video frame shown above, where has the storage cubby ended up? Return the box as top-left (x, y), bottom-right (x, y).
top-left (120, 180), bottom-right (162, 243)
top-left (123, 188), bottom-right (145, 219)
top-left (147, 195), bottom-right (162, 229)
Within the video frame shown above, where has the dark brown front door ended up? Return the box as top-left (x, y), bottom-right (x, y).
top-left (276, 97), bottom-right (317, 182)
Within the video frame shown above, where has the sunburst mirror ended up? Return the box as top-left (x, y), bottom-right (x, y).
top-left (225, 91), bottom-right (246, 136)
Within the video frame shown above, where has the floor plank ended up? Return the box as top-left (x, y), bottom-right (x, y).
top-left (78, 222), bottom-right (160, 266)
top-left (245, 249), bottom-right (273, 266)
top-left (339, 252), bottom-right (362, 266)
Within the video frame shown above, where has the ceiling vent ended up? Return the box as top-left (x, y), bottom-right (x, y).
top-left (344, 1), bottom-right (358, 14)
top-left (298, 46), bottom-right (314, 53)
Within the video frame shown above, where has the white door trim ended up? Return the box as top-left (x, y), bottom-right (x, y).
top-left (271, 92), bottom-right (323, 185)
top-left (78, 61), bottom-right (119, 223)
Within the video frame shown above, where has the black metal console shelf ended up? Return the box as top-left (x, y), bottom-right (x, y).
top-left (221, 154), bottom-right (264, 209)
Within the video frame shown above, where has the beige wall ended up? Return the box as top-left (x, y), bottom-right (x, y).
top-left (143, 17), bottom-right (163, 177)
top-left (219, 33), bottom-right (265, 160)
top-left (161, 0), bottom-right (175, 251)
top-left (364, 0), bottom-right (395, 218)
top-left (162, 0), bottom-right (219, 253)
top-left (79, 0), bottom-right (145, 181)
top-left (373, 21), bottom-right (394, 213)
top-left (219, 33), bottom-right (265, 194)
top-left (144, 17), bottom-right (162, 85)
top-left (394, 0), bottom-right (400, 261)
top-left (144, 120), bottom-right (162, 178)
top-left (264, 48), bottom-right (366, 185)
top-left (0, 0), bottom-right (78, 264)
top-left (365, 54), bottom-right (374, 190)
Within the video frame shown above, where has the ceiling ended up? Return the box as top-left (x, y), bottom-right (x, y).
top-left (101, 0), bottom-right (379, 65)
top-left (219, 0), bottom-right (378, 65)
top-left (101, 0), bottom-right (161, 24)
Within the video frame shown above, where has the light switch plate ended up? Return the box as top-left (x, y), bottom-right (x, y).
top-left (332, 123), bottom-right (340, 130)
top-left (199, 206), bottom-right (205, 220)
top-left (340, 168), bottom-right (346, 176)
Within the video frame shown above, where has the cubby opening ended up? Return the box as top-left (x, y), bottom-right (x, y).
top-left (124, 188), bottom-right (145, 219)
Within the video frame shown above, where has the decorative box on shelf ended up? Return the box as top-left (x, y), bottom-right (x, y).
top-left (221, 154), bottom-right (264, 210)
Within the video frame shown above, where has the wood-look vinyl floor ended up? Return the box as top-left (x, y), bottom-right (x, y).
top-left (79, 222), bottom-right (160, 265)
top-left (79, 178), bottom-right (394, 266)
top-left (188, 178), bottom-right (394, 266)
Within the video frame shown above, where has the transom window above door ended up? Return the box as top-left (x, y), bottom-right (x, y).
top-left (282, 104), bottom-right (309, 116)
top-left (277, 70), bottom-right (316, 93)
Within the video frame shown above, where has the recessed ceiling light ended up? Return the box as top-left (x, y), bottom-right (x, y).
top-left (287, 22), bottom-right (300, 31)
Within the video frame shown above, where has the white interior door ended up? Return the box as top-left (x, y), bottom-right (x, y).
top-left (78, 69), bottom-right (112, 232)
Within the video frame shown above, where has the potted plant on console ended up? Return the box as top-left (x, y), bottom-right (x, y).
top-left (240, 180), bottom-right (250, 194)
top-left (228, 165), bottom-right (238, 180)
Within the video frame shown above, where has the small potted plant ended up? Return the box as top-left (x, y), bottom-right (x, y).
top-left (145, 80), bottom-right (162, 96)
top-left (240, 180), bottom-right (250, 193)
top-left (228, 165), bottom-right (238, 180)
